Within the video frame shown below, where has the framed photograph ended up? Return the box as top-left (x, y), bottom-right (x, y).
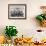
top-left (8, 4), bottom-right (26, 19)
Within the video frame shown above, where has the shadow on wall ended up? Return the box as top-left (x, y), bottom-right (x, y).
top-left (30, 17), bottom-right (40, 27)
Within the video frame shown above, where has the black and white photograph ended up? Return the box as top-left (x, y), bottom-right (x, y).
top-left (8, 4), bottom-right (26, 19)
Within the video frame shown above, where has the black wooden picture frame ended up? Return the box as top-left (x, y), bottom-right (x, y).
top-left (8, 4), bottom-right (27, 19)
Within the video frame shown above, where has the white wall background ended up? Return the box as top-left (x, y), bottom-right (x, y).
top-left (0, 0), bottom-right (46, 41)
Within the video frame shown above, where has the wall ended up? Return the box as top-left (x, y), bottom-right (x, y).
top-left (0, 0), bottom-right (46, 40)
